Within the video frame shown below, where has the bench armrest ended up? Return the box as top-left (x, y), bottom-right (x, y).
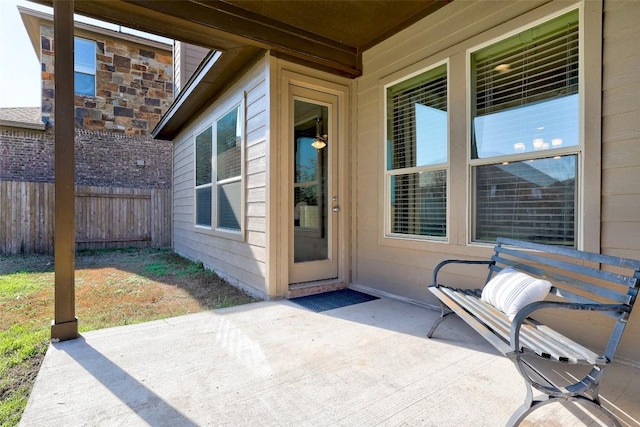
top-left (509, 301), bottom-right (630, 354)
top-left (431, 259), bottom-right (494, 288)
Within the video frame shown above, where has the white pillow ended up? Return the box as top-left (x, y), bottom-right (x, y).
top-left (481, 267), bottom-right (551, 320)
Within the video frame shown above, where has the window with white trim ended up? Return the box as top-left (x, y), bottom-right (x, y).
top-left (215, 105), bottom-right (242, 231)
top-left (194, 103), bottom-right (243, 232)
top-left (195, 126), bottom-right (213, 227)
top-left (386, 63), bottom-right (448, 239)
top-left (470, 9), bottom-right (579, 247)
top-left (74, 37), bottom-right (96, 96)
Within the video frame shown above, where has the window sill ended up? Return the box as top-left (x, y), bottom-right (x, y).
top-left (194, 225), bottom-right (245, 242)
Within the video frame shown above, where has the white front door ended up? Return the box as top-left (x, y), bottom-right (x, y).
top-left (289, 85), bottom-right (339, 284)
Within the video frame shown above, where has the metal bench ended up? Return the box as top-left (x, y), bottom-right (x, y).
top-left (427, 237), bottom-right (640, 426)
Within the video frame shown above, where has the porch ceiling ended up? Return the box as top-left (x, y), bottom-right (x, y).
top-left (30, 0), bottom-right (450, 78)
top-left (28, 0), bottom-right (450, 139)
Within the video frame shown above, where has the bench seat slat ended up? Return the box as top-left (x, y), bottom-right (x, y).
top-left (454, 290), bottom-right (576, 362)
top-left (429, 286), bottom-right (512, 355)
top-left (428, 238), bottom-right (640, 426)
top-left (497, 237), bottom-right (640, 270)
top-left (495, 246), bottom-right (638, 289)
top-left (432, 286), bottom-right (600, 365)
top-left (492, 255), bottom-right (632, 305)
top-left (439, 288), bottom-right (572, 362)
top-left (531, 322), bottom-right (607, 364)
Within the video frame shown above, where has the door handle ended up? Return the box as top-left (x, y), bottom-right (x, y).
top-left (333, 206), bottom-right (340, 212)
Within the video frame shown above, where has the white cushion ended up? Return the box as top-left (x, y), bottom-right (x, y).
top-left (481, 267), bottom-right (552, 320)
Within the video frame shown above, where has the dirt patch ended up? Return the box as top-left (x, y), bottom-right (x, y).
top-left (0, 248), bottom-right (259, 425)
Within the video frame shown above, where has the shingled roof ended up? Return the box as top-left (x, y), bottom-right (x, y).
top-left (0, 107), bottom-right (45, 130)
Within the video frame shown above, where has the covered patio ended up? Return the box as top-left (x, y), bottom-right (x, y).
top-left (20, 0), bottom-right (640, 424)
top-left (21, 295), bottom-right (640, 426)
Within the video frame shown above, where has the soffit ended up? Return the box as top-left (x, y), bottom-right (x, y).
top-left (26, 0), bottom-right (451, 139)
top-left (29, 0), bottom-right (450, 77)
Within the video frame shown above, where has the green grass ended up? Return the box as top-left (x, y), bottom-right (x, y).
top-left (0, 248), bottom-right (257, 427)
top-left (0, 323), bottom-right (49, 427)
top-left (0, 272), bottom-right (48, 299)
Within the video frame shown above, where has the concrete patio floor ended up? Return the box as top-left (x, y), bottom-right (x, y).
top-left (20, 295), bottom-right (640, 426)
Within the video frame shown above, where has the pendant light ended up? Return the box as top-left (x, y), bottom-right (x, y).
top-left (311, 117), bottom-right (327, 150)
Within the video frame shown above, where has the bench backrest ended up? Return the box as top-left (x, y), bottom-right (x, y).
top-left (491, 237), bottom-right (640, 360)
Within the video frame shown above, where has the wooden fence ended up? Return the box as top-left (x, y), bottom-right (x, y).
top-left (0, 181), bottom-right (171, 254)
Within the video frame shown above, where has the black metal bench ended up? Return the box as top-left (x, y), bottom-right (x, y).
top-left (427, 237), bottom-right (640, 426)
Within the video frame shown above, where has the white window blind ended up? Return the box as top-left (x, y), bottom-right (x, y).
top-left (74, 38), bottom-right (96, 96)
top-left (386, 64), bottom-right (447, 239)
top-left (471, 10), bottom-right (579, 247)
top-left (195, 127), bottom-right (212, 227)
top-left (472, 10), bottom-right (579, 159)
top-left (474, 155), bottom-right (576, 245)
top-left (216, 105), bottom-right (242, 231)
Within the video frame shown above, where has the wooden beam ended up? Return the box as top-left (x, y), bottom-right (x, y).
top-left (122, 0), bottom-right (361, 76)
top-left (51, 0), bottom-right (78, 341)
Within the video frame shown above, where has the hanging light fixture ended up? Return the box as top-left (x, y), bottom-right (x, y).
top-left (311, 117), bottom-right (327, 150)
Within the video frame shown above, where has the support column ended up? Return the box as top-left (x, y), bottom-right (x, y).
top-left (51, 0), bottom-right (78, 341)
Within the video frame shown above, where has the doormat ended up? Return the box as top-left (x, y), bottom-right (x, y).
top-left (290, 289), bottom-right (379, 313)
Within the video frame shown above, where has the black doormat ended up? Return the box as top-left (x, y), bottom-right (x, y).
top-left (290, 289), bottom-right (379, 313)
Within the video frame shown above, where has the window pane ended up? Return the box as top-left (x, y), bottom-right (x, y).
top-left (390, 170), bottom-right (446, 237)
top-left (218, 181), bottom-right (241, 230)
top-left (295, 137), bottom-right (317, 183)
top-left (471, 10), bottom-right (579, 160)
top-left (474, 155), bottom-right (576, 246)
top-left (195, 127), bottom-right (212, 186)
top-left (217, 106), bottom-right (241, 181)
top-left (196, 187), bottom-right (212, 227)
top-left (74, 72), bottom-right (95, 96)
top-left (473, 94), bottom-right (578, 158)
top-left (294, 184), bottom-right (319, 229)
top-left (387, 64), bottom-right (447, 170)
top-left (74, 38), bottom-right (95, 74)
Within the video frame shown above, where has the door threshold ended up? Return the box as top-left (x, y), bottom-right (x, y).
top-left (288, 280), bottom-right (346, 298)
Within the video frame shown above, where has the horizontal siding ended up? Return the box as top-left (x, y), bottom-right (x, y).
top-left (601, 0), bottom-right (640, 354)
top-left (353, 0), bottom-right (640, 362)
top-left (174, 42), bottom-right (210, 93)
top-left (174, 41), bottom-right (182, 94)
top-left (355, 0), bottom-right (579, 297)
top-left (172, 57), bottom-right (268, 298)
top-left (184, 44), bottom-right (209, 79)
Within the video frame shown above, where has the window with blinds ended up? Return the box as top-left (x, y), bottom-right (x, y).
top-left (195, 127), bottom-right (213, 227)
top-left (474, 156), bottom-right (576, 245)
top-left (74, 38), bottom-right (96, 96)
top-left (470, 9), bottom-right (579, 247)
top-left (386, 63), bottom-right (447, 239)
top-left (194, 102), bottom-right (244, 233)
top-left (216, 105), bottom-right (242, 231)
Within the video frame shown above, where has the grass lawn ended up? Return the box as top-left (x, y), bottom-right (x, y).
top-left (0, 248), bottom-right (259, 427)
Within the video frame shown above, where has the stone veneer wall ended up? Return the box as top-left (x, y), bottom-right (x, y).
top-left (40, 25), bottom-right (174, 135)
top-left (0, 128), bottom-right (172, 189)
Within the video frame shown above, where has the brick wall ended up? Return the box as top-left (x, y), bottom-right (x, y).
top-left (40, 25), bottom-right (174, 136)
top-left (0, 128), bottom-right (172, 189)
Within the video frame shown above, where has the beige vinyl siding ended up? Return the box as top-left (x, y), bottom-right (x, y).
top-left (355, 0), bottom-right (552, 302)
top-left (601, 1), bottom-right (640, 259)
top-left (600, 0), bottom-right (640, 362)
top-left (173, 41), bottom-right (182, 95)
top-left (355, 0), bottom-right (640, 362)
top-left (172, 56), bottom-right (269, 298)
top-left (173, 42), bottom-right (210, 94)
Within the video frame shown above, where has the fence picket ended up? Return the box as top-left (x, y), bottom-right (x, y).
top-left (0, 181), bottom-right (171, 254)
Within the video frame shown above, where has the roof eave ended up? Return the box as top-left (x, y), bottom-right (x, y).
top-left (152, 46), bottom-right (264, 140)
top-left (0, 119), bottom-right (46, 131)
